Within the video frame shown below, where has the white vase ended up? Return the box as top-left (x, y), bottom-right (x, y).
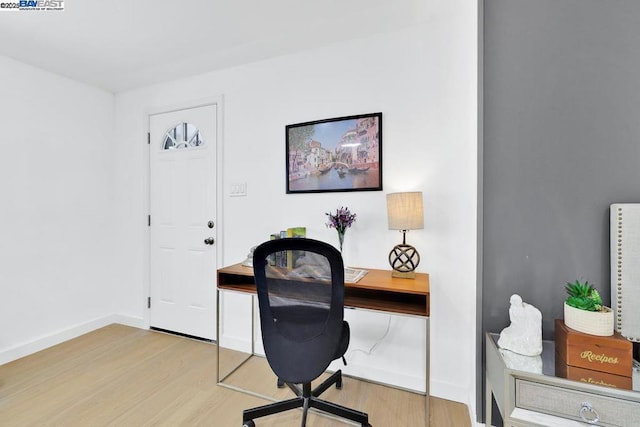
top-left (564, 302), bottom-right (614, 336)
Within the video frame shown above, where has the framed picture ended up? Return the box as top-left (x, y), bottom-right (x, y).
top-left (286, 112), bottom-right (382, 194)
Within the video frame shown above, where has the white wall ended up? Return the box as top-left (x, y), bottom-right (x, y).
top-left (113, 3), bottom-right (478, 412)
top-left (0, 56), bottom-right (118, 362)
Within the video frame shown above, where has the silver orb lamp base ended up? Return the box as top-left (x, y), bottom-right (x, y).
top-left (388, 232), bottom-right (421, 279)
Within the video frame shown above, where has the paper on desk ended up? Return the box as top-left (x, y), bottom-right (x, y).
top-left (345, 268), bottom-right (368, 284)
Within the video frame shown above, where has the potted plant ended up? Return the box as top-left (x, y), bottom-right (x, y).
top-left (564, 280), bottom-right (614, 336)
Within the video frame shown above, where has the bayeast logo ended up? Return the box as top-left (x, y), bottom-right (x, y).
top-left (19, 0), bottom-right (63, 10)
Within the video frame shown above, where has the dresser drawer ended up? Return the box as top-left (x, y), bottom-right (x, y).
top-left (515, 379), bottom-right (640, 426)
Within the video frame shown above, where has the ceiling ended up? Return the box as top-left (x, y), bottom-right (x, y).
top-left (0, 0), bottom-right (427, 93)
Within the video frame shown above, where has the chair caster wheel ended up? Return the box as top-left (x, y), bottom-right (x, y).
top-left (242, 420), bottom-right (255, 427)
top-left (277, 378), bottom-right (285, 388)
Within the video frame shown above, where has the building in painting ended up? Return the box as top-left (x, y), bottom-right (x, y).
top-left (356, 116), bottom-right (379, 166)
top-left (306, 140), bottom-right (332, 170)
top-left (336, 117), bottom-right (379, 167)
top-left (336, 129), bottom-right (358, 165)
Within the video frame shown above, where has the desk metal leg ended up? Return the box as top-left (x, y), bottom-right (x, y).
top-left (216, 289), bottom-right (255, 385)
top-left (251, 293), bottom-right (255, 355)
top-left (425, 316), bottom-right (430, 427)
top-left (216, 288), bottom-right (221, 383)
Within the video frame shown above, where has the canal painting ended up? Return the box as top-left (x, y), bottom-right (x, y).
top-left (286, 112), bottom-right (382, 193)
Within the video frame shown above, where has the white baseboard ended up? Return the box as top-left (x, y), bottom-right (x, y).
top-left (0, 313), bottom-right (144, 365)
top-left (111, 313), bottom-right (145, 329)
top-left (219, 334), bottom-right (252, 353)
top-left (430, 377), bottom-right (470, 403)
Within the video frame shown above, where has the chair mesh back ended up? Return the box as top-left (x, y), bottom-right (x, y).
top-left (264, 250), bottom-right (332, 341)
top-left (253, 238), bottom-right (345, 383)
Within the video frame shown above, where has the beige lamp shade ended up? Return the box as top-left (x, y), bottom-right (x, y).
top-left (386, 192), bottom-right (424, 230)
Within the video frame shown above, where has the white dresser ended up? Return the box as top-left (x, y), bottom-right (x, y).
top-left (486, 333), bottom-right (640, 426)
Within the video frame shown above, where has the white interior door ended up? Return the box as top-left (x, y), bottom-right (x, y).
top-left (149, 104), bottom-right (217, 340)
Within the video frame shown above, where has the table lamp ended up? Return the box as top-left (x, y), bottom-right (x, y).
top-left (387, 191), bottom-right (424, 278)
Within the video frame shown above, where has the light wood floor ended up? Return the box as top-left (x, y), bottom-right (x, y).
top-left (0, 324), bottom-right (470, 426)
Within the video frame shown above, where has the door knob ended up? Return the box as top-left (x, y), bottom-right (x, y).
top-left (204, 237), bottom-right (215, 245)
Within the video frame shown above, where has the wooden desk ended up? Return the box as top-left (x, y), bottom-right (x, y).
top-left (217, 263), bottom-right (429, 316)
top-left (216, 263), bottom-right (431, 425)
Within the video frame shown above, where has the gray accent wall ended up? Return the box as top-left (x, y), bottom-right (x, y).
top-left (481, 0), bottom-right (640, 423)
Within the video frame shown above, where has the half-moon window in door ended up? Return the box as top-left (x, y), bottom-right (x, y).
top-left (163, 122), bottom-right (203, 150)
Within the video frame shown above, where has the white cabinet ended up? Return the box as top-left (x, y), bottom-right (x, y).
top-left (486, 333), bottom-right (640, 426)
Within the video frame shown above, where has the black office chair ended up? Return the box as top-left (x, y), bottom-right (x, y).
top-left (242, 238), bottom-right (370, 427)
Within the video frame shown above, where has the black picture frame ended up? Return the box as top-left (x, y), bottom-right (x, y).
top-left (286, 112), bottom-right (382, 194)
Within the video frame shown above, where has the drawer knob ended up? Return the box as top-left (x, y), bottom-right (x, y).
top-left (579, 401), bottom-right (600, 424)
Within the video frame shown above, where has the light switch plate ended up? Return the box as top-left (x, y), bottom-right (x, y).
top-left (230, 182), bottom-right (247, 197)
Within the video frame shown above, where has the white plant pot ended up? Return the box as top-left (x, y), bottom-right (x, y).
top-left (564, 302), bottom-right (614, 336)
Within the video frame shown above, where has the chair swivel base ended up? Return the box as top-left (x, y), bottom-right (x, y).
top-left (242, 370), bottom-right (370, 427)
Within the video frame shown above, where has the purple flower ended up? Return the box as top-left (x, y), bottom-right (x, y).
top-left (325, 207), bottom-right (357, 234)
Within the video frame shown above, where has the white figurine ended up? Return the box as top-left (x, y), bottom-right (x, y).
top-left (497, 294), bottom-right (542, 356)
top-left (499, 348), bottom-right (543, 374)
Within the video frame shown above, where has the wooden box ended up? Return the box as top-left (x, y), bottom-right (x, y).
top-left (555, 319), bottom-right (633, 383)
top-left (555, 361), bottom-right (633, 390)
